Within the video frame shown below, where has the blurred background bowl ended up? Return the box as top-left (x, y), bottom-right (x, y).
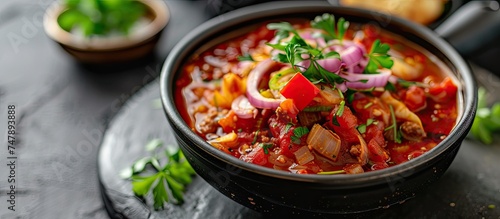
top-left (43, 0), bottom-right (169, 64)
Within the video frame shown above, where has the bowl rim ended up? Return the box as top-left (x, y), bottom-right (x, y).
top-left (43, 0), bottom-right (170, 51)
top-left (160, 1), bottom-right (477, 185)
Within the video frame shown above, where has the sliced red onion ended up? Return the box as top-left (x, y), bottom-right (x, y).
top-left (246, 59), bottom-right (282, 109)
top-left (349, 57), bottom-right (368, 73)
top-left (300, 30), bottom-right (327, 47)
top-left (336, 82), bottom-right (348, 92)
top-left (317, 58), bottom-right (343, 73)
top-left (339, 44), bottom-right (365, 68)
top-left (298, 58), bottom-right (342, 73)
top-left (388, 75), bottom-right (398, 84)
top-left (343, 69), bottom-right (392, 89)
top-left (204, 55), bottom-right (227, 68)
top-left (231, 95), bottom-right (257, 119)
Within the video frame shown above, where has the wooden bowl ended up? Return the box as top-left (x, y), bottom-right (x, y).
top-left (43, 0), bottom-right (169, 64)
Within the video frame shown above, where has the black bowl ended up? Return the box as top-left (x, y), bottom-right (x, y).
top-left (160, 1), bottom-right (476, 215)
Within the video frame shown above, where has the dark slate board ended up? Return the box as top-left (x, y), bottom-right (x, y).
top-left (98, 65), bottom-right (500, 219)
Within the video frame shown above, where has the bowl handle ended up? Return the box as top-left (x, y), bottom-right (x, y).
top-left (434, 0), bottom-right (500, 58)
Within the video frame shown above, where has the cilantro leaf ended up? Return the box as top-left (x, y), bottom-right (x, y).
top-left (364, 39), bottom-right (394, 74)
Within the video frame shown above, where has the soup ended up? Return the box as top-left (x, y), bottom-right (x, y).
top-left (174, 14), bottom-right (458, 174)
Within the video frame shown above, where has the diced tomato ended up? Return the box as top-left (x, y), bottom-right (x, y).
top-left (407, 150), bottom-right (425, 160)
top-left (280, 99), bottom-right (299, 120)
top-left (352, 97), bottom-right (388, 123)
top-left (280, 73), bottom-right (320, 110)
top-left (218, 110), bottom-right (256, 133)
top-left (370, 162), bottom-right (389, 170)
top-left (243, 146), bottom-right (269, 166)
top-left (365, 122), bottom-right (385, 147)
top-left (367, 139), bottom-right (389, 163)
top-left (336, 106), bottom-right (358, 129)
top-left (326, 106), bottom-right (360, 143)
top-left (404, 86), bottom-right (427, 112)
top-left (218, 110), bottom-right (237, 133)
top-left (427, 77), bottom-right (458, 103)
top-left (268, 115), bottom-right (302, 157)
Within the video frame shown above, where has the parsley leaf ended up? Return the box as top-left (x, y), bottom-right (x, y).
top-left (123, 140), bottom-right (196, 210)
top-left (259, 143), bottom-right (274, 154)
top-left (364, 39), bottom-right (394, 74)
top-left (267, 22), bottom-right (298, 42)
top-left (310, 13), bottom-right (349, 42)
top-left (291, 126), bottom-right (310, 144)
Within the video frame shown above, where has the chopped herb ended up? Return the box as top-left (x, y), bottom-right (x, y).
top-left (332, 115), bottom-right (340, 126)
top-left (252, 130), bottom-right (260, 145)
top-left (363, 102), bottom-right (373, 109)
top-left (259, 143), bottom-right (273, 154)
top-left (384, 82), bottom-right (397, 92)
top-left (367, 118), bottom-right (374, 126)
top-left (237, 53), bottom-right (254, 61)
top-left (122, 140), bottom-right (195, 210)
top-left (345, 89), bottom-right (357, 103)
top-left (364, 39), bottom-right (394, 74)
top-left (358, 119), bottom-right (375, 134)
top-left (285, 122), bottom-right (294, 133)
top-left (291, 126), bottom-right (309, 144)
top-left (317, 170), bottom-right (346, 175)
top-left (357, 124), bottom-right (367, 134)
top-left (303, 105), bottom-right (334, 112)
top-left (397, 78), bottom-right (428, 88)
top-left (389, 105), bottom-right (402, 143)
top-left (336, 101), bottom-right (345, 117)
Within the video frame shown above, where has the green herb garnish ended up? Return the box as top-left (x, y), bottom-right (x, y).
top-left (291, 126), bottom-right (310, 144)
top-left (259, 143), bottom-right (274, 154)
top-left (317, 170), bottom-right (346, 175)
top-left (389, 105), bottom-right (402, 143)
top-left (303, 105), bottom-right (334, 112)
top-left (364, 39), bottom-right (394, 74)
top-left (285, 122), bottom-right (294, 133)
top-left (237, 53), bottom-right (255, 62)
top-left (252, 130), bottom-right (260, 145)
top-left (121, 140), bottom-right (196, 210)
top-left (310, 13), bottom-right (349, 42)
top-left (471, 87), bottom-right (500, 144)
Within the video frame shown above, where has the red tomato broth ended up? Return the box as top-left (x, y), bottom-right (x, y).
top-left (174, 19), bottom-right (459, 174)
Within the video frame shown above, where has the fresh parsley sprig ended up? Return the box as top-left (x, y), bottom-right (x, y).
top-left (471, 87), bottom-right (500, 144)
top-left (121, 139), bottom-right (196, 210)
top-left (364, 39), bottom-right (394, 74)
top-left (311, 13), bottom-right (349, 42)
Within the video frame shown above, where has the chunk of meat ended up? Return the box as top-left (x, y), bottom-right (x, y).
top-left (380, 91), bottom-right (426, 139)
top-left (400, 121), bottom-right (427, 141)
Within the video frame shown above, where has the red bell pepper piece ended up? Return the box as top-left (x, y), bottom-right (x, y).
top-left (280, 73), bottom-right (320, 110)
